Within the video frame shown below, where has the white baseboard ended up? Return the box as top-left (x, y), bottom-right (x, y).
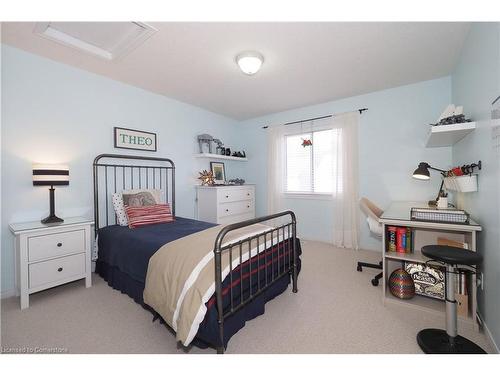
top-left (478, 313), bottom-right (499, 353)
top-left (1, 289), bottom-right (17, 299)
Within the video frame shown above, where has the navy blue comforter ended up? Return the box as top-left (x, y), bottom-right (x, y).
top-left (97, 217), bottom-right (216, 284)
top-left (96, 217), bottom-right (301, 350)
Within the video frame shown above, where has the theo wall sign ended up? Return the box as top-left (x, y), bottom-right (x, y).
top-left (114, 127), bottom-right (157, 152)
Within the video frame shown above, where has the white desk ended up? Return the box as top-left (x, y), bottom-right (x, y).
top-left (380, 201), bottom-right (482, 330)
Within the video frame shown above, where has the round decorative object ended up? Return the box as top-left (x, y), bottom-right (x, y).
top-left (389, 268), bottom-right (415, 299)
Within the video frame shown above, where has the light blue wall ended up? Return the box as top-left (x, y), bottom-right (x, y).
top-left (451, 22), bottom-right (500, 349)
top-left (240, 77), bottom-right (453, 249)
top-left (1, 45), bottom-right (244, 294)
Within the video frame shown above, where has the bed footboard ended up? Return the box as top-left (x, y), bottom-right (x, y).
top-left (213, 210), bottom-right (298, 354)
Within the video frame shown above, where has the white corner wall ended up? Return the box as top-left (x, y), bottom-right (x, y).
top-left (451, 22), bottom-right (500, 351)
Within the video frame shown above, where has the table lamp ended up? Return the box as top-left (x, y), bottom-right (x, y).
top-left (32, 164), bottom-right (69, 224)
top-left (412, 162), bottom-right (446, 206)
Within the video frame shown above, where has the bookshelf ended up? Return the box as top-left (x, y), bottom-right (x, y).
top-left (380, 202), bottom-right (482, 331)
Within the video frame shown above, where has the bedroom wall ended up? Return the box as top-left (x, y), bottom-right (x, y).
top-left (451, 22), bottom-right (500, 351)
top-left (240, 77), bottom-right (453, 249)
top-left (0, 45), bottom-right (245, 295)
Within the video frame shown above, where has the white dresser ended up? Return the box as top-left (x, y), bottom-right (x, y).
top-left (9, 217), bottom-right (93, 309)
top-left (196, 185), bottom-right (255, 225)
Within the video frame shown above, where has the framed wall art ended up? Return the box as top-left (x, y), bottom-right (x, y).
top-left (114, 127), bottom-right (157, 152)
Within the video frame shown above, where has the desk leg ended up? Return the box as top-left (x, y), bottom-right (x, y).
top-left (382, 223), bottom-right (387, 306)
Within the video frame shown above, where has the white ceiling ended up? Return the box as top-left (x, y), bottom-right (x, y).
top-left (2, 22), bottom-right (470, 120)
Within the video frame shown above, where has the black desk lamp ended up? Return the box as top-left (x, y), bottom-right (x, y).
top-left (412, 162), bottom-right (447, 206)
top-left (33, 164), bottom-right (69, 224)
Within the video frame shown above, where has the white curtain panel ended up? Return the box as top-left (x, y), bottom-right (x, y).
top-left (332, 112), bottom-right (360, 249)
top-left (267, 124), bottom-right (287, 215)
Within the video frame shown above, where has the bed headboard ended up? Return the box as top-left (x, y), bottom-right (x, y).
top-left (93, 153), bottom-right (175, 235)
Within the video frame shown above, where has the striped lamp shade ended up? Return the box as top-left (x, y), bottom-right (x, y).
top-left (32, 164), bottom-right (69, 186)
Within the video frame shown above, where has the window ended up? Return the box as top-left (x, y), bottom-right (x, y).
top-left (285, 128), bottom-right (340, 194)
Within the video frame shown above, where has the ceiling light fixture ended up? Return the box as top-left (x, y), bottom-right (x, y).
top-left (236, 51), bottom-right (264, 75)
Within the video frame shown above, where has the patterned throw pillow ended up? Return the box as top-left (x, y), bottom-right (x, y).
top-left (112, 193), bottom-right (128, 226)
top-left (122, 191), bottom-right (157, 207)
top-left (125, 204), bottom-right (174, 228)
top-left (112, 189), bottom-right (164, 226)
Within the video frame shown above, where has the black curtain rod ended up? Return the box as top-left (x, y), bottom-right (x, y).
top-left (262, 108), bottom-right (368, 129)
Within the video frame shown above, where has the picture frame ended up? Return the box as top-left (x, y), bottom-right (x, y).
top-left (210, 162), bottom-right (226, 184)
top-left (114, 127), bottom-right (157, 152)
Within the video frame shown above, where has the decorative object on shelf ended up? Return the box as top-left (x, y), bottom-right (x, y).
top-left (231, 151), bottom-right (247, 158)
top-left (388, 268), bottom-right (415, 299)
top-left (225, 148), bottom-right (231, 156)
top-left (32, 163), bottom-right (69, 224)
top-left (431, 104), bottom-right (472, 126)
top-left (405, 262), bottom-right (445, 300)
top-left (114, 127), bottom-right (157, 152)
top-left (213, 138), bottom-right (225, 155)
top-left (197, 134), bottom-right (214, 154)
top-left (210, 162), bottom-right (226, 184)
top-left (198, 170), bottom-right (215, 186)
top-left (227, 178), bottom-right (245, 185)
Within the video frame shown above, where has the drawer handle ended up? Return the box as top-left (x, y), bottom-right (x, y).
top-left (247, 193), bottom-right (250, 196)
top-left (247, 205), bottom-right (250, 208)
top-left (57, 243), bottom-right (62, 247)
top-left (225, 195), bottom-right (229, 198)
top-left (57, 267), bottom-right (63, 272)
top-left (225, 209), bottom-right (229, 212)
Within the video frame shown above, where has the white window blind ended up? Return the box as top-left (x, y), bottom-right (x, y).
top-left (285, 128), bottom-right (340, 194)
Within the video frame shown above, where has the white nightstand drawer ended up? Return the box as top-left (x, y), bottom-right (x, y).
top-left (29, 253), bottom-right (86, 289)
top-left (219, 200), bottom-right (254, 217)
top-left (28, 230), bottom-right (85, 262)
top-left (217, 188), bottom-right (254, 203)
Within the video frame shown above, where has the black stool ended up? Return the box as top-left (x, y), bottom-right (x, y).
top-left (417, 245), bottom-right (486, 354)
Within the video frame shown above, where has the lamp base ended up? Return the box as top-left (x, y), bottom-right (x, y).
top-left (41, 215), bottom-right (64, 224)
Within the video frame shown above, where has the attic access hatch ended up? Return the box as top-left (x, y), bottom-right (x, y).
top-left (33, 22), bottom-right (157, 61)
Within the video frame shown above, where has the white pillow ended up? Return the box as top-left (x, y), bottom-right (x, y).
top-left (112, 189), bottom-right (164, 226)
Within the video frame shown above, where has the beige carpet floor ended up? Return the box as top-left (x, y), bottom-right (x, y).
top-left (1, 240), bottom-right (493, 354)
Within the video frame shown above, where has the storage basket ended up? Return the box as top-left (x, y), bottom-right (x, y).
top-left (443, 175), bottom-right (478, 193)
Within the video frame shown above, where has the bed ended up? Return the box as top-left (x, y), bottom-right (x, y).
top-left (93, 154), bottom-right (301, 353)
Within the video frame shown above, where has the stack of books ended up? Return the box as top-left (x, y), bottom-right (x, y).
top-left (387, 226), bottom-right (413, 253)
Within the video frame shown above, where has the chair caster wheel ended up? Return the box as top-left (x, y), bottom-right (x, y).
top-left (357, 265), bottom-right (362, 272)
top-left (371, 279), bottom-right (379, 286)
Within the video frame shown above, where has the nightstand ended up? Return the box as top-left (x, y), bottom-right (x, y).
top-left (9, 217), bottom-right (94, 309)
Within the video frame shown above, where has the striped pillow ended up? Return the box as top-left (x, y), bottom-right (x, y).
top-left (125, 204), bottom-right (174, 228)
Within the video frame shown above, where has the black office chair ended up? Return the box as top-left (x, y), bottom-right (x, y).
top-left (356, 197), bottom-right (383, 286)
top-left (417, 245), bottom-right (486, 354)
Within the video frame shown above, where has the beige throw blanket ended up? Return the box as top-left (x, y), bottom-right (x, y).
top-left (143, 223), bottom-right (287, 346)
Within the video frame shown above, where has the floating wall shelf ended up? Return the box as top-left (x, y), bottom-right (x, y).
top-left (194, 153), bottom-right (248, 162)
top-left (425, 122), bottom-right (476, 148)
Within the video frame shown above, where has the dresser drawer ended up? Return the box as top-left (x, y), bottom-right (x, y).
top-left (217, 187), bottom-right (254, 203)
top-left (28, 230), bottom-right (85, 262)
top-left (29, 253), bottom-right (86, 289)
top-left (218, 200), bottom-right (254, 218)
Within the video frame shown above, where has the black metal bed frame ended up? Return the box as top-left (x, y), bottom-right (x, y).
top-left (93, 154), bottom-right (298, 354)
